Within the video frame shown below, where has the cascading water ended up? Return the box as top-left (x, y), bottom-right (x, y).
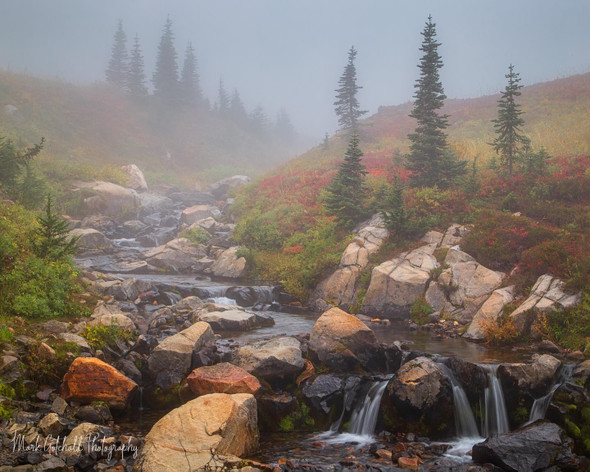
top-left (481, 364), bottom-right (509, 436)
top-left (347, 379), bottom-right (390, 435)
top-left (528, 364), bottom-right (575, 423)
top-left (440, 366), bottom-right (480, 438)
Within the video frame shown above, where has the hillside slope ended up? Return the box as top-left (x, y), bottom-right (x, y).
top-left (0, 71), bottom-right (301, 185)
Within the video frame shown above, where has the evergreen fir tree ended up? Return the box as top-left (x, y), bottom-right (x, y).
top-left (248, 105), bottom-right (268, 137)
top-left (216, 79), bottom-right (230, 114)
top-left (406, 16), bottom-right (466, 188)
top-left (106, 20), bottom-right (128, 89)
top-left (275, 108), bottom-right (295, 143)
top-left (127, 34), bottom-right (148, 98)
top-left (34, 195), bottom-right (79, 260)
top-left (464, 156), bottom-right (481, 196)
top-left (334, 46), bottom-right (367, 132)
top-left (491, 64), bottom-right (530, 176)
top-left (325, 134), bottom-right (368, 229)
top-left (380, 175), bottom-right (408, 233)
top-left (229, 89), bottom-right (248, 125)
top-left (152, 17), bottom-right (179, 105)
top-left (180, 42), bottom-right (202, 107)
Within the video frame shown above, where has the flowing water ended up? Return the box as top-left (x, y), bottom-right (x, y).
top-left (481, 364), bottom-right (510, 436)
top-left (528, 364), bottom-right (575, 423)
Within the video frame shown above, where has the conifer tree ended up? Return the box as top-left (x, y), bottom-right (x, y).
top-left (153, 17), bottom-right (179, 104)
top-left (325, 134), bottom-right (368, 229)
top-left (380, 175), bottom-right (408, 233)
top-left (491, 64), bottom-right (530, 176)
top-left (34, 195), bottom-right (79, 260)
top-left (106, 20), bottom-right (128, 89)
top-left (229, 89), bottom-right (248, 125)
top-left (180, 42), bottom-right (202, 107)
top-left (406, 16), bottom-right (466, 188)
top-left (248, 105), bottom-right (268, 137)
top-left (216, 79), bottom-right (230, 114)
top-left (127, 34), bottom-right (148, 98)
top-left (275, 108), bottom-right (296, 143)
top-left (334, 46), bottom-right (367, 132)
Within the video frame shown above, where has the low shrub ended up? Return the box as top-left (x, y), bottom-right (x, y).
top-left (83, 323), bottom-right (135, 350)
top-left (410, 297), bottom-right (434, 325)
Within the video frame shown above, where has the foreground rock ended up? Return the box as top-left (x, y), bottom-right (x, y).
top-left (309, 307), bottom-right (381, 371)
top-left (510, 274), bottom-right (581, 335)
top-left (187, 363), bottom-right (261, 396)
top-left (472, 420), bottom-right (581, 472)
top-left (61, 357), bottom-right (138, 409)
top-left (138, 393), bottom-right (258, 472)
top-left (382, 356), bottom-right (453, 437)
top-left (68, 228), bottom-right (113, 251)
top-left (208, 246), bottom-right (247, 278)
top-left (121, 164), bottom-right (148, 191)
top-left (148, 322), bottom-right (215, 389)
top-left (232, 336), bottom-right (304, 384)
top-left (499, 354), bottom-right (562, 397)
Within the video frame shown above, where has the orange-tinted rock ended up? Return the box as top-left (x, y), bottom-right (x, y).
top-left (187, 362), bottom-right (261, 396)
top-left (61, 357), bottom-right (138, 409)
top-left (398, 457), bottom-right (419, 470)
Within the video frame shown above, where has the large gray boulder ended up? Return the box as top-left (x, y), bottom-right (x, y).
top-left (198, 309), bottom-right (273, 331)
top-left (361, 244), bottom-right (438, 318)
top-left (209, 246), bottom-right (247, 279)
top-left (144, 238), bottom-right (207, 273)
top-left (138, 393), bottom-right (258, 472)
top-left (148, 322), bottom-right (215, 389)
top-left (510, 274), bottom-right (581, 335)
top-left (438, 247), bottom-right (505, 323)
top-left (121, 164), bottom-right (148, 191)
top-left (312, 215), bottom-right (389, 311)
top-left (463, 286), bottom-right (515, 342)
top-left (180, 205), bottom-right (217, 226)
top-left (209, 175), bottom-right (251, 199)
top-left (498, 354), bottom-right (562, 397)
top-left (68, 228), bottom-right (112, 251)
top-left (232, 336), bottom-right (305, 383)
top-left (73, 181), bottom-right (139, 218)
top-left (472, 421), bottom-right (580, 472)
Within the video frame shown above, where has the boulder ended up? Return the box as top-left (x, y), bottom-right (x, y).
top-left (361, 245), bottom-right (437, 318)
top-left (463, 286), bottom-right (515, 342)
top-left (38, 413), bottom-right (67, 437)
top-left (143, 238), bottom-right (207, 273)
top-left (74, 181), bottom-right (139, 218)
top-left (180, 205), bottom-right (216, 226)
top-left (382, 356), bottom-right (453, 437)
top-left (440, 224), bottom-right (471, 248)
top-left (57, 333), bottom-right (92, 353)
top-left (209, 246), bottom-right (247, 279)
top-left (440, 248), bottom-right (505, 322)
top-left (67, 228), bottom-right (112, 251)
top-left (61, 357), bottom-right (138, 409)
top-left (232, 337), bottom-right (305, 383)
top-left (147, 322), bottom-right (215, 389)
top-left (510, 274), bottom-right (581, 335)
top-left (198, 309), bottom-right (271, 331)
top-left (121, 164), bottom-right (148, 191)
top-left (62, 422), bottom-right (113, 456)
top-left (187, 363), bottom-right (261, 396)
top-left (89, 313), bottom-right (135, 330)
top-left (498, 354), bottom-right (562, 397)
top-left (105, 277), bottom-right (154, 301)
top-left (138, 393), bottom-right (258, 472)
top-left (472, 421), bottom-right (580, 472)
top-left (309, 307), bottom-right (381, 370)
top-left (209, 175), bottom-right (251, 199)
top-left (301, 374), bottom-right (344, 414)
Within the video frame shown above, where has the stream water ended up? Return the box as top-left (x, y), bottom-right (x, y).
top-left (77, 238), bottom-right (538, 469)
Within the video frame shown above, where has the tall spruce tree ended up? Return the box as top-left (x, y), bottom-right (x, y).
top-left (325, 134), bottom-right (368, 229)
top-left (491, 64), bottom-right (530, 176)
top-left (153, 17), bottom-right (179, 105)
top-left (180, 42), bottom-right (202, 107)
top-left (127, 34), bottom-right (148, 98)
top-left (380, 175), bottom-right (408, 233)
top-left (406, 16), bottom-right (465, 188)
top-left (334, 46), bottom-right (367, 133)
top-left (229, 89), bottom-right (248, 125)
top-left (106, 20), bottom-right (128, 89)
top-left (216, 79), bottom-right (230, 114)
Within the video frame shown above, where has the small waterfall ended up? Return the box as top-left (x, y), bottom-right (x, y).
top-left (441, 366), bottom-right (480, 438)
top-left (481, 364), bottom-right (509, 436)
top-left (330, 381), bottom-right (359, 432)
top-left (347, 379), bottom-right (390, 435)
top-left (528, 364), bottom-right (575, 423)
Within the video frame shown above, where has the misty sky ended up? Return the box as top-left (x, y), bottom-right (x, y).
top-left (1, 0), bottom-right (589, 137)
